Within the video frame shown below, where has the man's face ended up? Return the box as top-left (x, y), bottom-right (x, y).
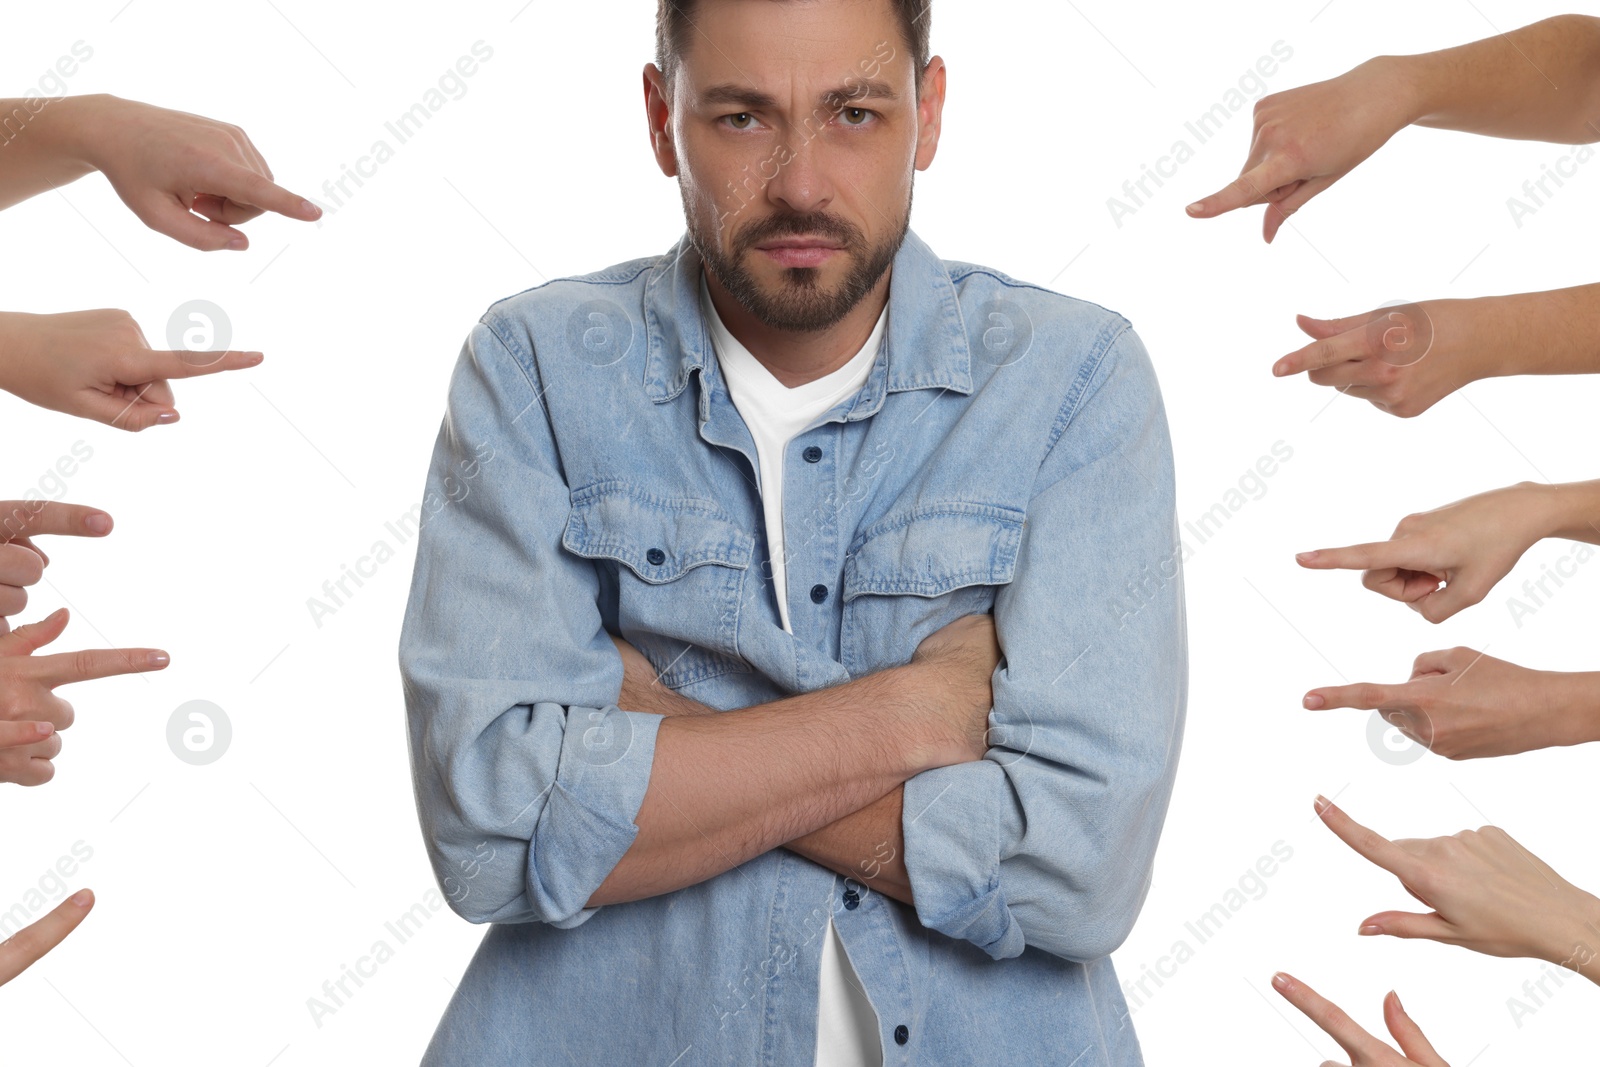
top-left (652, 0), bottom-right (936, 333)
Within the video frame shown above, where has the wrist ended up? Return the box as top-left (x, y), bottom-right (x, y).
top-left (1359, 54), bottom-right (1431, 132)
top-left (1543, 887), bottom-right (1600, 983)
top-left (1516, 483), bottom-right (1600, 547)
top-left (1511, 481), bottom-right (1567, 544)
top-left (1546, 669), bottom-right (1600, 748)
top-left (37, 93), bottom-right (111, 171)
top-left (0, 311), bottom-right (25, 394)
top-left (884, 662), bottom-right (954, 777)
top-left (1453, 293), bottom-right (1531, 384)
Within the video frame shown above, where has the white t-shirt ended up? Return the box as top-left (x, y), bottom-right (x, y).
top-left (701, 270), bottom-right (887, 1067)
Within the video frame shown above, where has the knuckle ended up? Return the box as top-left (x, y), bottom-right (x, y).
top-left (72, 650), bottom-right (99, 679)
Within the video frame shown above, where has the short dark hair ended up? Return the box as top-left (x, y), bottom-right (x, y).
top-left (655, 0), bottom-right (931, 94)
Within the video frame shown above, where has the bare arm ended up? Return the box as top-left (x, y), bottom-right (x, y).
top-left (1481, 284), bottom-right (1600, 378)
top-left (785, 785), bottom-right (911, 905)
top-left (0, 96), bottom-right (96, 211)
top-left (588, 662), bottom-right (951, 907)
top-left (617, 679), bottom-right (915, 905)
top-left (595, 616), bottom-right (997, 908)
top-left (1396, 14), bottom-right (1600, 143)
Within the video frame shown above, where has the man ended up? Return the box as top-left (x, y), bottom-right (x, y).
top-left (399, 1), bottom-right (1187, 1063)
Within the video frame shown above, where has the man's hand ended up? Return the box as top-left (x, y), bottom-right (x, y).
top-left (0, 608), bottom-right (169, 785)
top-left (1303, 649), bottom-right (1600, 759)
top-left (610, 633), bottom-right (715, 718)
top-left (0, 501), bottom-right (114, 631)
top-left (909, 612), bottom-right (1003, 765)
top-left (1185, 58), bottom-right (1416, 241)
top-left (1315, 796), bottom-right (1600, 981)
top-left (41, 94), bottom-right (320, 250)
top-left (0, 310), bottom-right (261, 430)
top-left (1271, 972), bottom-right (1450, 1066)
top-left (1294, 481), bottom-right (1552, 621)
top-left (0, 888), bottom-right (94, 987)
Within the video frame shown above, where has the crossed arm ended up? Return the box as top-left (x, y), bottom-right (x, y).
top-left (599, 642), bottom-right (919, 904)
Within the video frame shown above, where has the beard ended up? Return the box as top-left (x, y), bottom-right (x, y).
top-left (683, 180), bottom-right (912, 333)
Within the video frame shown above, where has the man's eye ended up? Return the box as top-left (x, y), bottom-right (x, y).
top-left (839, 107), bottom-right (875, 127)
top-left (725, 112), bottom-right (757, 130)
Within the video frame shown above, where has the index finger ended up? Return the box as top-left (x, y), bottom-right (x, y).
top-left (0, 501), bottom-right (113, 542)
top-left (30, 646), bottom-right (170, 688)
top-left (1185, 156), bottom-right (1298, 218)
top-left (1303, 681), bottom-right (1411, 713)
top-left (1273, 327), bottom-right (1370, 377)
top-left (0, 889), bottom-right (94, 986)
top-left (134, 349), bottom-right (265, 379)
top-left (203, 162), bottom-right (320, 222)
top-left (1295, 541), bottom-right (1409, 573)
top-left (1313, 795), bottom-right (1424, 882)
top-left (1271, 971), bottom-right (1389, 1063)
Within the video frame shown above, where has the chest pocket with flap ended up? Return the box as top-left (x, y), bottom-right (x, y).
top-left (562, 483), bottom-right (754, 690)
top-left (839, 503), bottom-right (1024, 677)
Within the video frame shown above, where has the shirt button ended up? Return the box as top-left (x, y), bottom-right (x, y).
top-left (842, 888), bottom-right (859, 910)
top-left (809, 584), bottom-right (828, 604)
top-left (646, 547), bottom-right (666, 565)
top-left (894, 1024), bottom-right (909, 1045)
top-left (803, 445), bottom-right (822, 463)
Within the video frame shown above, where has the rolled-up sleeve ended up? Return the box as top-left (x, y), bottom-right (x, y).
top-left (900, 323), bottom-right (1187, 962)
top-left (399, 317), bottom-right (663, 927)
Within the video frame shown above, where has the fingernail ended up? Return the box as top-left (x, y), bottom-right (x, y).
top-left (155, 411), bottom-right (179, 424)
top-left (1271, 972), bottom-right (1290, 990)
top-left (226, 236), bottom-right (248, 251)
top-left (1295, 550), bottom-right (1317, 562)
top-left (244, 352), bottom-right (264, 366)
top-left (1314, 794), bottom-right (1330, 812)
top-left (1390, 990), bottom-right (1402, 1009)
top-left (1272, 361), bottom-right (1288, 376)
top-left (1303, 693), bottom-right (1324, 709)
top-left (1185, 202), bottom-right (1203, 215)
top-left (301, 199), bottom-right (322, 217)
top-left (72, 889), bottom-right (93, 907)
top-left (85, 512), bottom-right (112, 535)
top-left (1359, 924), bottom-right (1383, 936)
top-left (147, 651), bottom-right (169, 668)
top-left (35, 722), bottom-right (54, 738)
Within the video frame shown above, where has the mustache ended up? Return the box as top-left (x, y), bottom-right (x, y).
top-left (738, 214), bottom-right (860, 251)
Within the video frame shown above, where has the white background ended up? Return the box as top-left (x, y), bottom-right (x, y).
top-left (2, 1), bottom-right (1597, 1063)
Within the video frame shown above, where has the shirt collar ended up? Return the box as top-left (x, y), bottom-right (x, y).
top-left (641, 226), bottom-right (974, 415)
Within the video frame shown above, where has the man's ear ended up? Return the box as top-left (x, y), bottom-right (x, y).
top-left (914, 56), bottom-right (947, 173)
top-left (643, 64), bottom-right (680, 177)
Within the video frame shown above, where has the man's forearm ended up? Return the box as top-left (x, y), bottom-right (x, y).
top-left (1389, 15), bottom-right (1600, 143)
top-left (588, 663), bottom-right (946, 908)
top-left (785, 783), bottom-right (912, 905)
top-left (615, 668), bottom-right (917, 904)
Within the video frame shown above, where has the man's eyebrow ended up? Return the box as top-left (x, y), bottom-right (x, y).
top-left (698, 79), bottom-right (900, 112)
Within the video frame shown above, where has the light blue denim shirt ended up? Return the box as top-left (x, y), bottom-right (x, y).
top-left (399, 227), bottom-right (1188, 1066)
